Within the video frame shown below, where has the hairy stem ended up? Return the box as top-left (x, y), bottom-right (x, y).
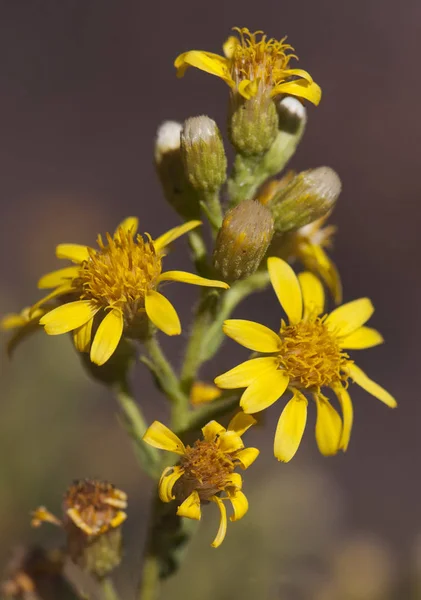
top-left (99, 578), bottom-right (121, 600)
top-left (138, 555), bottom-right (160, 600)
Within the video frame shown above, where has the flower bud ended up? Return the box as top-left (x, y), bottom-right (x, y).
top-left (268, 167), bottom-right (342, 233)
top-left (228, 95), bottom-right (278, 156)
top-left (180, 116), bottom-right (227, 192)
top-left (154, 121), bottom-right (200, 219)
top-left (213, 200), bottom-right (274, 281)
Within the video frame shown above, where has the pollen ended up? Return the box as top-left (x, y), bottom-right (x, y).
top-left (181, 440), bottom-right (235, 501)
top-left (229, 27), bottom-right (296, 90)
top-left (76, 228), bottom-right (162, 318)
top-left (278, 318), bottom-right (350, 388)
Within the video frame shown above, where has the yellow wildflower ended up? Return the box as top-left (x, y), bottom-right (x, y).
top-left (1, 306), bottom-right (52, 357)
top-left (215, 257), bottom-right (396, 462)
top-left (143, 413), bottom-right (259, 547)
top-left (190, 381), bottom-right (222, 406)
top-left (175, 27), bottom-right (321, 105)
top-left (33, 217), bottom-right (228, 365)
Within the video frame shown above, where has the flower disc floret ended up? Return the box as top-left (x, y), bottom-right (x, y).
top-left (181, 440), bottom-right (235, 500)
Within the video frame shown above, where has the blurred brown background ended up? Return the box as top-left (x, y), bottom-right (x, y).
top-left (0, 1), bottom-right (420, 598)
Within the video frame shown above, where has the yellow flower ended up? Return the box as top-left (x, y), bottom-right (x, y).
top-left (33, 217), bottom-right (228, 365)
top-left (143, 413), bottom-right (259, 547)
top-left (175, 27), bottom-right (321, 105)
top-left (190, 381), bottom-right (222, 406)
top-left (1, 306), bottom-right (52, 357)
top-left (215, 257), bottom-right (396, 462)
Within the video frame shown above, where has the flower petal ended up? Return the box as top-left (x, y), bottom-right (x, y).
top-left (73, 317), bottom-right (93, 352)
top-left (282, 68), bottom-right (314, 83)
top-left (1, 313), bottom-right (26, 329)
top-left (190, 382), bottom-right (222, 405)
top-left (145, 291), bottom-right (181, 336)
top-left (159, 270), bottom-right (229, 289)
top-left (222, 35), bottom-right (239, 58)
top-left (56, 243), bottom-right (90, 263)
top-left (314, 394), bottom-right (342, 456)
top-left (90, 309), bottom-right (123, 365)
top-left (218, 430), bottom-right (244, 453)
top-left (227, 489), bottom-right (248, 522)
top-left (298, 243), bottom-right (342, 304)
top-left (347, 363), bottom-right (397, 408)
top-left (40, 301), bottom-right (98, 335)
top-left (326, 298), bottom-right (374, 337)
top-left (225, 472), bottom-right (242, 490)
top-left (215, 357), bottom-right (280, 389)
top-left (177, 491), bottom-right (201, 520)
top-left (233, 447), bottom-right (260, 469)
top-left (210, 496), bottom-right (227, 548)
top-left (30, 284), bottom-right (75, 314)
top-left (222, 320), bottom-right (281, 353)
top-left (153, 220), bottom-right (202, 253)
top-left (158, 466), bottom-right (185, 503)
top-left (202, 420), bottom-right (226, 442)
top-left (339, 326), bottom-right (384, 349)
top-left (274, 391), bottom-right (308, 462)
top-left (298, 272), bottom-right (325, 319)
top-left (240, 369), bottom-right (290, 414)
top-left (175, 50), bottom-right (232, 83)
top-left (273, 79), bottom-right (322, 106)
top-left (143, 421), bottom-right (186, 455)
top-left (227, 412), bottom-right (256, 436)
top-left (115, 217), bottom-right (138, 236)
top-left (267, 257), bottom-right (303, 324)
top-left (332, 383), bottom-right (353, 452)
top-left (38, 266), bottom-right (79, 289)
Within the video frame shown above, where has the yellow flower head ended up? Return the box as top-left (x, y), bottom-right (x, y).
top-left (32, 217), bottom-right (228, 365)
top-left (175, 27), bottom-right (321, 105)
top-left (215, 257), bottom-right (397, 462)
top-left (143, 413), bottom-right (259, 547)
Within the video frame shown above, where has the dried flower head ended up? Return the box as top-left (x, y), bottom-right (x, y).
top-left (143, 413), bottom-right (259, 547)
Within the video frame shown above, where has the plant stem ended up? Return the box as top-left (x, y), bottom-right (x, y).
top-left (187, 229), bottom-right (209, 277)
top-left (99, 578), bottom-right (121, 600)
top-left (138, 555), bottom-right (160, 600)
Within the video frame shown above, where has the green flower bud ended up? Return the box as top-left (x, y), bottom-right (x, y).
top-left (269, 167), bottom-right (342, 233)
top-left (154, 121), bottom-right (200, 219)
top-left (213, 200), bottom-right (274, 281)
top-left (228, 94), bottom-right (278, 156)
top-left (180, 116), bottom-right (227, 192)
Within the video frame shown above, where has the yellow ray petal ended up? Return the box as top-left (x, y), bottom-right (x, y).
top-left (227, 412), bottom-right (256, 436)
top-left (90, 309), bottom-right (123, 365)
top-left (73, 317), bottom-right (93, 352)
top-left (267, 257), bottom-right (303, 324)
top-left (175, 50), bottom-right (231, 83)
top-left (282, 68), bottom-right (314, 83)
top-left (274, 391), bottom-right (308, 462)
top-left (1, 313), bottom-right (26, 329)
top-left (240, 369), bottom-right (290, 414)
top-left (233, 447), bottom-right (260, 469)
top-left (347, 363), bottom-right (397, 408)
top-left (210, 496), bottom-right (227, 548)
top-left (143, 421), bottom-right (186, 455)
top-left (38, 266), bottom-right (79, 289)
top-left (190, 381), bottom-right (222, 405)
top-left (40, 301), bottom-right (98, 335)
top-left (339, 326), bottom-right (384, 349)
top-left (225, 472), bottom-right (242, 490)
top-left (30, 284), bottom-right (75, 314)
top-left (177, 491), bottom-right (201, 520)
top-left (145, 291), bottom-right (181, 336)
top-left (215, 357), bottom-right (279, 389)
top-left (332, 383), bottom-right (353, 452)
top-left (158, 466), bottom-right (185, 503)
top-left (326, 298), bottom-right (374, 337)
top-left (273, 79), bottom-right (322, 105)
top-left (159, 270), bottom-right (229, 289)
top-left (115, 216), bottom-right (138, 236)
top-left (227, 489), bottom-right (248, 522)
top-left (3, 310), bottom-right (47, 358)
top-left (314, 395), bottom-right (342, 456)
top-left (153, 220), bottom-right (202, 253)
top-left (298, 272), bottom-right (325, 320)
top-left (202, 420), bottom-right (226, 442)
top-left (222, 35), bottom-right (239, 58)
top-left (222, 320), bottom-right (281, 353)
top-left (218, 430), bottom-right (244, 453)
top-left (56, 243), bottom-right (90, 263)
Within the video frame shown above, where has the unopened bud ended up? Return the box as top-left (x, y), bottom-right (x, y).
top-left (154, 121), bottom-right (200, 219)
top-left (213, 200), bottom-right (274, 281)
top-left (229, 95), bottom-right (278, 156)
top-left (269, 167), bottom-right (342, 233)
top-left (181, 116), bottom-right (227, 192)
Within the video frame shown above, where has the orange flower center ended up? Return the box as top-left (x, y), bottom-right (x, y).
top-left (75, 228), bottom-right (162, 315)
top-left (181, 440), bottom-right (234, 501)
top-left (278, 318), bottom-right (349, 388)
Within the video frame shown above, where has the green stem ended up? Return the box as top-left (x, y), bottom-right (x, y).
top-left (200, 190), bottom-right (223, 237)
top-left (142, 335), bottom-right (189, 430)
top-left (114, 379), bottom-right (159, 478)
top-left (100, 578), bottom-right (121, 600)
top-left (138, 555), bottom-right (160, 600)
top-left (187, 229), bottom-right (209, 277)
top-left (179, 393), bottom-right (241, 436)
